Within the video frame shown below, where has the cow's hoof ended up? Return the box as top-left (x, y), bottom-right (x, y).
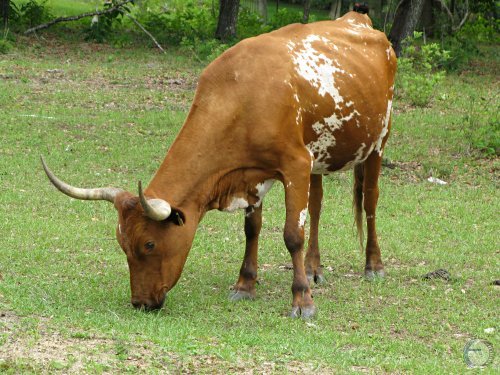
top-left (365, 269), bottom-right (385, 280)
top-left (306, 272), bottom-right (326, 285)
top-left (228, 289), bottom-right (255, 302)
top-left (290, 305), bottom-right (317, 319)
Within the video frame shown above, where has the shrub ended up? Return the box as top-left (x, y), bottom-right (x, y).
top-left (84, 0), bottom-right (134, 43)
top-left (462, 95), bottom-right (500, 157)
top-left (18, 0), bottom-right (53, 28)
top-left (440, 16), bottom-right (498, 71)
top-left (269, 8), bottom-right (303, 29)
top-left (396, 32), bottom-right (450, 107)
top-left (0, 38), bottom-right (13, 54)
top-left (140, 2), bottom-right (216, 46)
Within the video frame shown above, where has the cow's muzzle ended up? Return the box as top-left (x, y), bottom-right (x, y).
top-left (131, 294), bottom-right (166, 311)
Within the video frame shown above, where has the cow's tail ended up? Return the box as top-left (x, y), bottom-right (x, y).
top-left (353, 164), bottom-right (364, 253)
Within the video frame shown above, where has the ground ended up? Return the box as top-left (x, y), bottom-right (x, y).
top-left (0, 35), bottom-right (498, 373)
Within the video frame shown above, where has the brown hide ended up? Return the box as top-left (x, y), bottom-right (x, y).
top-left (44, 11), bottom-right (396, 315)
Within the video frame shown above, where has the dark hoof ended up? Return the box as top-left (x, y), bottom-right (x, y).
top-left (290, 305), bottom-right (317, 319)
top-left (228, 289), bottom-right (255, 302)
top-left (306, 272), bottom-right (326, 285)
top-left (365, 269), bottom-right (385, 280)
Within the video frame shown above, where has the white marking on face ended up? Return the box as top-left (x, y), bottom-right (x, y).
top-left (223, 197), bottom-right (249, 212)
top-left (255, 179), bottom-right (275, 207)
top-left (287, 35), bottom-right (346, 105)
top-left (298, 208), bottom-right (308, 228)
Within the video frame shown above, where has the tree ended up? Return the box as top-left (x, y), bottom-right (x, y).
top-left (215, 0), bottom-right (240, 42)
top-left (329, 0), bottom-right (342, 19)
top-left (302, 0), bottom-right (311, 23)
top-left (330, 0), bottom-right (351, 20)
top-left (1, 0), bottom-right (9, 29)
top-left (258, 0), bottom-right (267, 23)
top-left (388, 0), bottom-right (426, 56)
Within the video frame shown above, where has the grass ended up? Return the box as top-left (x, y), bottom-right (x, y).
top-left (0, 30), bottom-right (499, 375)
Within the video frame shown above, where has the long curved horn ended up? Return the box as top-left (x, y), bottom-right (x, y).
top-left (41, 156), bottom-right (123, 203)
top-left (138, 181), bottom-right (171, 221)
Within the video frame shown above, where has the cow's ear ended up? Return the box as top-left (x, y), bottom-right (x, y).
top-left (169, 209), bottom-right (185, 226)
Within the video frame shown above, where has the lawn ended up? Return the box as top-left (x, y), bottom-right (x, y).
top-left (0, 30), bottom-right (498, 375)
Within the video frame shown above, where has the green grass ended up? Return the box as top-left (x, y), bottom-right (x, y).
top-left (0, 36), bottom-right (499, 374)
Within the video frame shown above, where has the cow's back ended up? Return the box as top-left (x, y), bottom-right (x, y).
top-left (191, 12), bottom-right (396, 173)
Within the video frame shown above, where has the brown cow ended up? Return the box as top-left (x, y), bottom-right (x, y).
top-left (42, 10), bottom-right (396, 318)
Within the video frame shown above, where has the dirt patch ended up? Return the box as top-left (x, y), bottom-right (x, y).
top-left (0, 311), bottom-right (174, 373)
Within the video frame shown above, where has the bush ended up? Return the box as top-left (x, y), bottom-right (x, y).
top-left (0, 38), bottom-right (13, 54)
top-left (462, 96), bottom-right (500, 156)
top-left (18, 0), bottom-right (53, 28)
top-left (396, 32), bottom-right (450, 107)
top-left (269, 8), bottom-right (304, 29)
top-left (140, 2), bottom-right (216, 46)
top-left (84, 0), bottom-right (134, 43)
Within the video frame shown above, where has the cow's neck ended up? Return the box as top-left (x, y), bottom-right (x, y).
top-left (144, 112), bottom-right (249, 219)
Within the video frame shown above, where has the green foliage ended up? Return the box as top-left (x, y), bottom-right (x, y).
top-left (269, 8), bottom-right (303, 29)
top-left (84, 0), bottom-right (134, 43)
top-left (15, 0), bottom-right (53, 29)
top-left (441, 16), bottom-right (499, 71)
top-left (0, 38), bottom-right (13, 54)
top-left (237, 7), bottom-right (271, 40)
top-left (462, 95), bottom-right (500, 156)
top-left (396, 32), bottom-right (450, 107)
top-left (140, 2), bottom-right (216, 46)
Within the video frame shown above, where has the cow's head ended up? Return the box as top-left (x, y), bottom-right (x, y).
top-left (41, 157), bottom-right (194, 311)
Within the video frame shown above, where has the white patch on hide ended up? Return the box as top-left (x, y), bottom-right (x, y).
top-left (298, 208), bottom-right (308, 228)
top-left (306, 108), bottom-right (361, 173)
top-left (339, 142), bottom-right (375, 171)
top-left (375, 93), bottom-right (393, 156)
top-left (223, 197), bottom-right (249, 212)
top-left (245, 206), bottom-right (255, 217)
top-left (287, 35), bottom-right (346, 105)
top-left (255, 179), bottom-right (275, 207)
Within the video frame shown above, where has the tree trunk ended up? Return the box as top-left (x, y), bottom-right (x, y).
top-left (388, 0), bottom-right (426, 57)
top-left (215, 0), bottom-right (240, 42)
top-left (329, 0), bottom-right (342, 19)
top-left (258, 0), bottom-right (267, 23)
top-left (302, 0), bottom-right (311, 23)
top-left (1, 0), bottom-right (9, 29)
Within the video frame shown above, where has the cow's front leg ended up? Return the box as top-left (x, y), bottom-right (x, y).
top-left (229, 205), bottom-right (262, 301)
top-left (305, 174), bottom-right (325, 285)
top-left (283, 158), bottom-right (316, 318)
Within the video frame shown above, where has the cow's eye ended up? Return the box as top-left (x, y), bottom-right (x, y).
top-left (144, 241), bottom-right (155, 251)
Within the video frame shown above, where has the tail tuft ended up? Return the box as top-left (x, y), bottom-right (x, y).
top-left (353, 164), bottom-right (364, 252)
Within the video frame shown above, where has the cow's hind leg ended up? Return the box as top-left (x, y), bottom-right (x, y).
top-left (282, 154), bottom-right (316, 318)
top-left (358, 152), bottom-right (385, 279)
top-left (305, 174), bottom-right (325, 285)
top-left (229, 205), bottom-right (262, 301)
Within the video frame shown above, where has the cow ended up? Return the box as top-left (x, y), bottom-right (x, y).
top-left (42, 9), bottom-right (396, 318)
